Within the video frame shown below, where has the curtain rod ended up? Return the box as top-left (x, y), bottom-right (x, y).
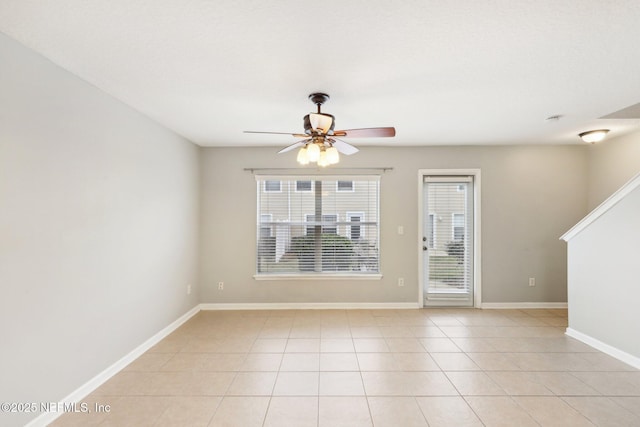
top-left (243, 167), bottom-right (394, 174)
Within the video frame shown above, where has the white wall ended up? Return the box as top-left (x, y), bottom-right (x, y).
top-left (566, 183), bottom-right (640, 362)
top-left (588, 130), bottom-right (640, 209)
top-left (200, 145), bottom-right (587, 305)
top-left (0, 34), bottom-right (200, 426)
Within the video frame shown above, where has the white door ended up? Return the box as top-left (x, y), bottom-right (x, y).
top-left (423, 176), bottom-right (474, 306)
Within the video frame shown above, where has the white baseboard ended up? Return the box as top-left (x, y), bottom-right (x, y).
top-left (481, 302), bottom-right (568, 309)
top-left (26, 305), bottom-right (201, 427)
top-left (200, 302), bottom-right (420, 310)
top-left (565, 327), bottom-right (640, 370)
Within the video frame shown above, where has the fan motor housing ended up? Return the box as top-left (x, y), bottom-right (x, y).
top-left (303, 113), bottom-right (335, 135)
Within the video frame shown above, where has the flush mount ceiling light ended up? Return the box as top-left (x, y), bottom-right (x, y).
top-left (579, 129), bottom-right (609, 144)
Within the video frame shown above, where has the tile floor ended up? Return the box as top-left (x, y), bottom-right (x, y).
top-left (51, 308), bottom-right (640, 426)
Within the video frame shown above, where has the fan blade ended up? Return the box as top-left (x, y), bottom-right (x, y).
top-left (332, 138), bottom-right (359, 155)
top-left (332, 127), bottom-right (396, 138)
top-left (277, 139), bottom-right (309, 154)
top-left (245, 130), bottom-right (308, 138)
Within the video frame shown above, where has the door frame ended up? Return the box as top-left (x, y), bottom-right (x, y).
top-left (417, 169), bottom-right (482, 308)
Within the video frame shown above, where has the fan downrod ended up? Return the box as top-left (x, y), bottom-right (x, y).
top-left (309, 93), bottom-right (330, 112)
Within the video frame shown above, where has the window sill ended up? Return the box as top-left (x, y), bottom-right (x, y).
top-left (254, 274), bottom-right (383, 281)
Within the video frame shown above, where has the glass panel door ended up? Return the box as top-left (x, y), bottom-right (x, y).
top-left (423, 176), bottom-right (474, 306)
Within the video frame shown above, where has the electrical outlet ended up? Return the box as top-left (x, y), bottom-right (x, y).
top-left (398, 277), bottom-right (405, 287)
top-left (218, 282), bottom-right (224, 290)
top-left (187, 284), bottom-right (192, 295)
top-left (529, 277), bottom-right (535, 287)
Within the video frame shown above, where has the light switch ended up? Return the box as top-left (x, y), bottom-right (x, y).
top-left (397, 226), bottom-right (404, 235)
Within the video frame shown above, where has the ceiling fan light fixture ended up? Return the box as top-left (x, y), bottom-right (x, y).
top-left (579, 129), bottom-right (609, 143)
top-left (307, 142), bottom-right (321, 162)
top-left (317, 149), bottom-right (329, 167)
top-left (326, 146), bottom-right (340, 164)
top-left (296, 146), bottom-right (310, 165)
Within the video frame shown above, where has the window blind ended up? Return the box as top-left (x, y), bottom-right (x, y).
top-left (256, 175), bottom-right (380, 276)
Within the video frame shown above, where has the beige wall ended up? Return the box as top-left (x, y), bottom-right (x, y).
top-left (0, 34), bottom-right (200, 426)
top-left (200, 144), bottom-right (587, 304)
top-left (587, 131), bottom-right (640, 209)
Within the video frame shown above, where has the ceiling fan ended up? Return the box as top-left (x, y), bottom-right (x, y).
top-left (244, 93), bottom-right (396, 166)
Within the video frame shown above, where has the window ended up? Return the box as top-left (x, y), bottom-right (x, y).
top-left (337, 180), bottom-right (354, 192)
top-left (452, 213), bottom-right (465, 241)
top-left (346, 212), bottom-right (364, 240)
top-left (256, 175), bottom-right (380, 275)
top-left (296, 180), bottom-right (312, 192)
top-left (264, 180), bottom-right (281, 192)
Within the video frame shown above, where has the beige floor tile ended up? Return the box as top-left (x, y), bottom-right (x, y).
top-left (319, 396), bottom-right (372, 427)
top-left (416, 396), bottom-right (483, 427)
top-left (465, 396), bottom-right (539, 427)
top-left (446, 371), bottom-right (506, 396)
top-left (571, 371), bottom-right (640, 395)
top-left (563, 396), bottom-right (640, 426)
top-left (350, 326), bottom-right (383, 338)
top-left (419, 337), bottom-right (462, 352)
top-left (319, 371), bottom-right (365, 395)
top-left (52, 309), bottom-right (640, 425)
top-left (250, 338), bottom-right (287, 353)
top-left (357, 353), bottom-right (400, 371)
top-left (320, 338), bottom-right (355, 352)
top-left (466, 352), bottom-right (520, 370)
top-left (386, 337), bottom-right (426, 352)
top-left (410, 326), bottom-right (447, 338)
top-left (353, 338), bottom-right (390, 352)
top-left (239, 353), bottom-right (282, 371)
top-left (514, 396), bottom-right (595, 426)
top-left (431, 353), bottom-right (480, 371)
top-left (208, 396), bottom-right (269, 427)
top-left (379, 326), bottom-right (415, 338)
top-left (321, 327), bottom-right (352, 338)
top-left (362, 371), bottom-right (458, 396)
top-left (161, 353), bottom-right (245, 372)
top-left (534, 372), bottom-right (599, 396)
top-left (180, 372), bottom-right (236, 395)
top-left (393, 352), bottom-right (441, 371)
top-left (289, 326), bottom-right (321, 338)
top-left (451, 337), bottom-right (497, 352)
top-left (368, 396), bottom-right (429, 427)
top-left (226, 372), bottom-right (277, 395)
top-left (611, 396), bottom-right (640, 417)
top-left (93, 372), bottom-right (157, 396)
top-left (280, 353), bottom-right (320, 371)
top-left (285, 338), bottom-right (320, 353)
top-left (487, 371), bottom-right (553, 395)
top-left (123, 352), bottom-right (173, 372)
top-left (263, 396), bottom-right (318, 427)
top-left (154, 396), bottom-right (220, 427)
top-left (320, 352), bottom-right (360, 371)
top-left (273, 372), bottom-right (319, 395)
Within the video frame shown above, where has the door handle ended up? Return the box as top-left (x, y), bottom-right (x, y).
top-left (423, 246), bottom-right (428, 251)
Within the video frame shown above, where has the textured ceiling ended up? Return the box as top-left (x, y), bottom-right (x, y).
top-left (1, 0), bottom-right (640, 147)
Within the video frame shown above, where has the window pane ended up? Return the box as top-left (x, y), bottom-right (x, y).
top-left (256, 176), bottom-right (379, 275)
top-left (265, 180), bottom-right (281, 192)
top-left (296, 180), bottom-right (312, 192)
top-left (337, 181), bottom-right (354, 191)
